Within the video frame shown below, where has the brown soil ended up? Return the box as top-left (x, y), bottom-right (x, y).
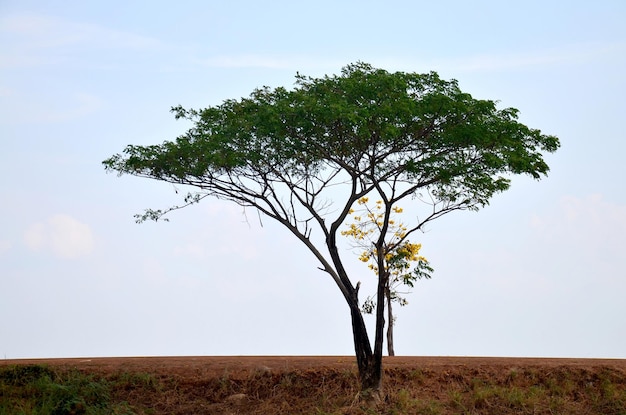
top-left (3, 356), bottom-right (626, 414)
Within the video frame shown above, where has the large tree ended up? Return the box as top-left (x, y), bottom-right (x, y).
top-left (103, 62), bottom-right (559, 400)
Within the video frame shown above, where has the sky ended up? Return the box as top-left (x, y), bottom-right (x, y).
top-left (1, 1), bottom-right (625, 360)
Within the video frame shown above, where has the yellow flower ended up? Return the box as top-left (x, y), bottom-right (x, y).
top-left (392, 206), bottom-right (403, 213)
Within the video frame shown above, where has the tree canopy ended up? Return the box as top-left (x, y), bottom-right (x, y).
top-left (104, 62), bottom-right (559, 397)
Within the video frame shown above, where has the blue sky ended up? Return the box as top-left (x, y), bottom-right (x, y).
top-left (1, 0), bottom-right (625, 359)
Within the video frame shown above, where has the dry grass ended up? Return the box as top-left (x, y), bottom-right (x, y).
top-left (2, 361), bottom-right (626, 415)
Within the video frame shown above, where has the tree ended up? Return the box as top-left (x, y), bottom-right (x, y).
top-left (342, 198), bottom-right (433, 356)
top-left (103, 62), bottom-right (560, 400)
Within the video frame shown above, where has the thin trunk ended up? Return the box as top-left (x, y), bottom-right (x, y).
top-left (385, 284), bottom-right (395, 356)
top-left (373, 269), bottom-right (387, 360)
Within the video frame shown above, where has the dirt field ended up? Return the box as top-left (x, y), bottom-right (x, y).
top-left (3, 356), bottom-right (626, 414)
top-left (6, 355), bottom-right (625, 377)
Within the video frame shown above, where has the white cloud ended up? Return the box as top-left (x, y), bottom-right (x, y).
top-left (0, 13), bottom-right (165, 69)
top-left (23, 214), bottom-right (95, 259)
top-left (376, 41), bottom-right (626, 75)
top-left (0, 13), bottom-right (163, 49)
top-left (192, 40), bottom-right (626, 76)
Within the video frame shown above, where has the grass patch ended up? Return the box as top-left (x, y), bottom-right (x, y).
top-left (0, 364), bottom-right (128, 415)
top-left (2, 362), bottom-right (626, 414)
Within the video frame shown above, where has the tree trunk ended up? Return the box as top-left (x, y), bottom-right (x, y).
top-left (349, 303), bottom-right (383, 400)
top-left (351, 266), bottom-right (388, 402)
top-left (385, 284), bottom-right (395, 356)
top-left (327, 231), bottom-right (384, 400)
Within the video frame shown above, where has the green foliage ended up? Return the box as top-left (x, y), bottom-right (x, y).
top-left (104, 62), bottom-right (559, 223)
top-left (0, 364), bottom-right (56, 386)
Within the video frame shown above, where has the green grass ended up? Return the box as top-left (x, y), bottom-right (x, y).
top-left (0, 364), bottom-right (134, 415)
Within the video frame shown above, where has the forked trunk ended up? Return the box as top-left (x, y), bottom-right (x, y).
top-left (348, 265), bottom-right (389, 402)
top-left (330, 234), bottom-right (385, 401)
top-left (350, 304), bottom-right (383, 401)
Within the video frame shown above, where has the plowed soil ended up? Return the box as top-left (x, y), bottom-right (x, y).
top-left (3, 356), bottom-right (626, 414)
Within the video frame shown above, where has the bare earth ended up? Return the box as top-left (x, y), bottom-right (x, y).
top-left (4, 355), bottom-right (626, 378)
top-left (3, 356), bottom-right (626, 414)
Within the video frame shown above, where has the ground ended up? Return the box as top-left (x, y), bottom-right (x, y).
top-left (7, 355), bottom-right (625, 377)
top-left (3, 356), bottom-right (626, 414)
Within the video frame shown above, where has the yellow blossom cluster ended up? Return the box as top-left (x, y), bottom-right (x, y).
top-left (340, 223), bottom-right (374, 240)
top-left (342, 199), bottom-right (428, 279)
top-left (396, 242), bottom-right (426, 263)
